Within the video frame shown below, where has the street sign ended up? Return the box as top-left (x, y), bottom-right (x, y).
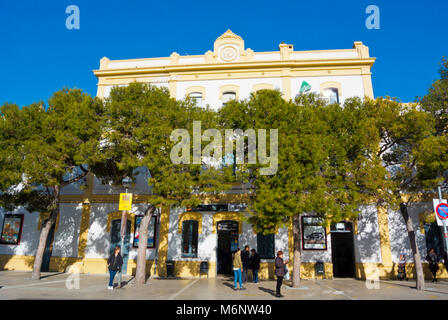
top-left (433, 199), bottom-right (447, 226)
top-left (436, 203), bottom-right (448, 220)
top-left (299, 81), bottom-right (311, 93)
top-left (119, 193), bottom-right (133, 211)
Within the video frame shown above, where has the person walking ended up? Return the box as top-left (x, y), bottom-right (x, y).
top-left (241, 245), bottom-right (250, 283)
top-left (275, 250), bottom-right (288, 298)
top-left (107, 246), bottom-right (123, 290)
top-left (232, 248), bottom-right (245, 291)
top-left (250, 249), bottom-right (260, 283)
top-left (426, 248), bottom-right (439, 282)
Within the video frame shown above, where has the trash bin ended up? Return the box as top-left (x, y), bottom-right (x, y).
top-left (166, 261), bottom-right (175, 278)
top-left (315, 261), bottom-right (325, 278)
top-left (199, 261), bottom-right (209, 278)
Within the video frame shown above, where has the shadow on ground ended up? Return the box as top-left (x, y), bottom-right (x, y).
top-left (39, 272), bottom-right (66, 280)
top-left (222, 282), bottom-right (236, 290)
top-left (119, 276), bottom-right (135, 288)
top-left (258, 286), bottom-right (276, 297)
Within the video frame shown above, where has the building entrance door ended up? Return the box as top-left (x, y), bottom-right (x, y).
top-left (331, 221), bottom-right (355, 278)
top-left (110, 219), bottom-right (131, 274)
top-left (217, 220), bottom-right (239, 275)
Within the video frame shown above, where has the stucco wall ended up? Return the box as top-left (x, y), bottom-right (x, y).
top-left (51, 203), bottom-right (82, 258)
top-left (167, 206), bottom-right (290, 263)
top-left (85, 202), bottom-right (157, 260)
top-left (388, 202), bottom-right (432, 263)
top-left (0, 207), bottom-right (40, 256)
top-left (354, 205), bottom-right (382, 263)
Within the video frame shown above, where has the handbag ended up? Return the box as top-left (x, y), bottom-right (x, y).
top-left (283, 265), bottom-right (290, 280)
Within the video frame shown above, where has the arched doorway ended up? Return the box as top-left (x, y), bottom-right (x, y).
top-left (217, 220), bottom-right (239, 275)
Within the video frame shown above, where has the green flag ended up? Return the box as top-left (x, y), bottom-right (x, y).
top-left (299, 81), bottom-right (312, 93)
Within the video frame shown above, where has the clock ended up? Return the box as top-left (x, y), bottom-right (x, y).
top-left (220, 46), bottom-right (238, 62)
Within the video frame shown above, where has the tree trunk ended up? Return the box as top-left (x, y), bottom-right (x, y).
top-left (292, 214), bottom-right (302, 288)
top-left (134, 205), bottom-right (155, 285)
top-left (400, 203), bottom-right (425, 290)
top-left (31, 186), bottom-right (60, 281)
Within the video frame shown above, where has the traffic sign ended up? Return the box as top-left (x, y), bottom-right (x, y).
top-left (119, 193), bottom-right (133, 211)
top-left (436, 203), bottom-right (448, 220)
top-left (433, 199), bottom-right (447, 226)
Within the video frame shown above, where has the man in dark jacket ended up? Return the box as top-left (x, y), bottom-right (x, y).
top-left (241, 245), bottom-right (251, 283)
top-left (107, 246), bottom-right (123, 290)
top-left (250, 249), bottom-right (261, 283)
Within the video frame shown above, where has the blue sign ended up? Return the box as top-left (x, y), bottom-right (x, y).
top-left (436, 203), bottom-right (448, 220)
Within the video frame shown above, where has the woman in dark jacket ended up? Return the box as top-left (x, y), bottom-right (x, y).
top-left (107, 246), bottom-right (123, 290)
top-left (274, 250), bottom-right (288, 298)
top-left (426, 248), bottom-right (439, 282)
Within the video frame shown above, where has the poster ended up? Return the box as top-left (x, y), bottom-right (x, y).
top-left (302, 216), bottom-right (327, 250)
top-left (119, 193), bottom-right (133, 211)
top-left (133, 215), bottom-right (157, 248)
top-left (0, 214), bottom-right (24, 245)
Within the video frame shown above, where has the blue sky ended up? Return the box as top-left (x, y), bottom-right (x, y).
top-left (0, 0), bottom-right (446, 107)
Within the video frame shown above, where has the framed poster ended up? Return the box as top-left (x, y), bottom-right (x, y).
top-left (302, 216), bottom-right (327, 250)
top-left (133, 215), bottom-right (157, 248)
top-left (0, 214), bottom-right (24, 245)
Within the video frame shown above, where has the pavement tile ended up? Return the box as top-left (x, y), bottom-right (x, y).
top-left (1, 271), bottom-right (448, 300)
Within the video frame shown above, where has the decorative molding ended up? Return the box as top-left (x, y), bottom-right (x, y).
top-left (279, 42), bottom-right (294, 60)
top-left (106, 211), bottom-right (135, 234)
top-left (178, 212), bottom-right (203, 234)
top-left (320, 81), bottom-right (343, 96)
top-left (219, 84), bottom-right (240, 101)
top-left (252, 83), bottom-right (274, 92)
top-left (353, 41), bottom-right (370, 59)
top-left (377, 206), bottom-right (392, 266)
top-left (100, 57), bottom-right (110, 69)
top-left (93, 58), bottom-right (376, 78)
top-left (212, 212), bottom-right (243, 234)
top-left (170, 52), bottom-right (180, 65)
top-left (185, 86), bottom-right (206, 100)
top-left (216, 29), bottom-right (243, 41)
top-left (77, 203), bottom-right (91, 258)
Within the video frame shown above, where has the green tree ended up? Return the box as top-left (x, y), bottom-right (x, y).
top-left (219, 90), bottom-right (384, 287)
top-left (419, 57), bottom-right (448, 135)
top-left (0, 89), bottom-right (103, 280)
top-left (364, 96), bottom-right (448, 290)
top-left (93, 82), bottom-right (231, 285)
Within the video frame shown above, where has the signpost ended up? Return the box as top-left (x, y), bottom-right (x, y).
top-left (118, 178), bottom-right (133, 287)
top-left (434, 186), bottom-right (448, 257)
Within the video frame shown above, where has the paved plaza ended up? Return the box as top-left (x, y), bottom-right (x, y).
top-left (0, 271), bottom-right (447, 300)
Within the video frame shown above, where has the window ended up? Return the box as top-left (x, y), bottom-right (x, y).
top-left (0, 214), bottom-right (24, 245)
top-left (323, 88), bottom-right (339, 104)
top-left (189, 92), bottom-right (203, 107)
top-left (257, 232), bottom-right (275, 259)
top-left (182, 220), bottom-right (198, 258)
top-left (133, 215), bottom-right (157, 248)
top-left (222, 91), bottom-right (236, 106)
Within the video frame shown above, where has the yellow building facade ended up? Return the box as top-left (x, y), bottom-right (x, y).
top-left (1, 30), bottom-right (446, 281)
